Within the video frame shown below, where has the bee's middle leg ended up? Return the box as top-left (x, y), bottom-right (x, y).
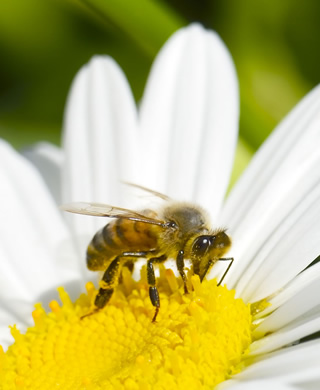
top-left (118, 260), bottom-right (134, 284)
top-left (147, 255), bottom-right (167, 322)
top-left (123, 260), bottom-right (134, 273)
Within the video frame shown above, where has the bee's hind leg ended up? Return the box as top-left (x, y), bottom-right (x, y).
top-left (147, 255), bottom-right (167, 322)
top-left (81, 251), bottom-right (149, 320)
top-left (81, 256), bottom-right (121, 320)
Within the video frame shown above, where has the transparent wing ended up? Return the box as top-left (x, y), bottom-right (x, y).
top-left (123, 182), bottom-right (171, 201)
top-left (60, 202), bottom-right (166, 226)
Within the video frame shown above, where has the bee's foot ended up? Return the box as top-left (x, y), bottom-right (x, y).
top-left (80, 309), bottom-right (99, 320)
top-left (151, 307), bottom-right (159, 323)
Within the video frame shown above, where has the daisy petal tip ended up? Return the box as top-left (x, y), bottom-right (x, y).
top-left (0, 138), bottom-right (14, 154)
top-left (67, 54), bottom-right (124, 97)
top-left (178, 22), bottom-right (225, 44)
top-left (87, 54), bottom-right (125, 76)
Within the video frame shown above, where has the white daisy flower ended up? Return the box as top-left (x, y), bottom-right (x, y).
top-left (1, 24), bottom-right (319, 389)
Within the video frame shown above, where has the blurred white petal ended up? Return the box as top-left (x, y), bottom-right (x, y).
top-left (62, 56), bottom-right (139, 252)
top-left (0, 140), bottom-right (80, 347)
top-left (140, 24), bottom-right (239, 218)
top-left (23, 141), bottom-right (63, 204)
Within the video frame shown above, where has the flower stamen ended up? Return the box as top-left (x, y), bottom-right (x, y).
top-left (0, 268), bottom-right (252, 389)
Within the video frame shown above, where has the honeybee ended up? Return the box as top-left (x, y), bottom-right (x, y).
top-left (61, 184), bottom-right (233, 322)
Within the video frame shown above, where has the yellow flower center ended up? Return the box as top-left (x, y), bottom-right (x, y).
top-left (0, 268), bottom-right (252, 390)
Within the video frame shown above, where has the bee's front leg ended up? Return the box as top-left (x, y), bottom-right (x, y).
top-left (216, 257), bottom-right (234, 286)
top-left (176, 250), bottom-right (188, 294)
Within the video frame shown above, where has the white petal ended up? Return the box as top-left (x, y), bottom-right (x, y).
top-left (235, 340), bottom-right (320, 384)
top-left (251, 310), bottom-right (320, 355)
top-left (139, 23), bottom-right (239, 218)
top-left (219, 85), bottom-right (320, 299)
top-left (62, 56), bottom-right (139, 252)
top-left (218, 379), bottom-right (297, 390)
top-left (247, 262), bottom-right (320, 352)
top-left (22, 142), bottom-right (63, 204)
top-left (255, 262), bottom-right (320, 319)
top-left (221, 84), bottom-right (320, 230)
top-left (240, 155), bottom-right (320, 302)
top-left (253, 263), bottom-right (320, 335)
top-left (0, 140), bottom-right (79, 308)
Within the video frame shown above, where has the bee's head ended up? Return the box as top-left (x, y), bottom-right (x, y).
top-left (191, 231), bottom-right (231, 281)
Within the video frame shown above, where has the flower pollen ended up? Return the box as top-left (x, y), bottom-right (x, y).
top-left (0, 268), bottom-right (252, 390)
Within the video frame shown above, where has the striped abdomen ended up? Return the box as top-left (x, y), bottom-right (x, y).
top-left (86, 218), bottom-right (159, 271)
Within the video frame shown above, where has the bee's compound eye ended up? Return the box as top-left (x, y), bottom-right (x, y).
top-left (192, 236), bottom-right (212, 256)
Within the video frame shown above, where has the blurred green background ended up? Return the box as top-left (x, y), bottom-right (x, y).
top-left (0, 0), bottom-right (319, 179)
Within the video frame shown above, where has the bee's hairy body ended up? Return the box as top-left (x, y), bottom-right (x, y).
top-left (87, 212), bottom-right (160, 271)
top-left (84, 202), bottom-right (233, 322)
